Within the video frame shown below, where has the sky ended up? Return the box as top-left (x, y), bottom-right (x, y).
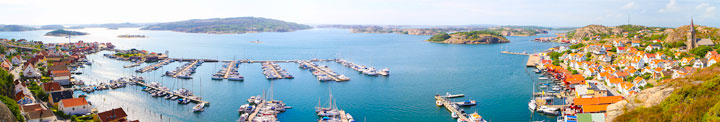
top-left (0, 0), bottom-right (718, 27)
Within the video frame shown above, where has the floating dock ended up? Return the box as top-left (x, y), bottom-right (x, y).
top-left (136, 59), bottom-right (174, 73)
top-left (131, 80), bottom-right (209, 105)
top-left (335, 59), bottom-right (388, 76)
top-left (123, 60), bottom-right (144, 68)
top-left (168, 60), bottom-right (201, 78)
top-left (223, 60), bottom-right (237, 79)
top-left (261, 62), bottom-right (293, 79)
top-left (435, 95), bottom-right (470, 121)
top-left (298, 61), bottom-right (349, 82)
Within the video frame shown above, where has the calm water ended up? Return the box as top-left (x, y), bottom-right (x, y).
top-left (0, 28), bottom-right (565, 122)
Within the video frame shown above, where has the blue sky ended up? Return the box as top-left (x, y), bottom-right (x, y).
top-left (0, 0), bottom-right (718, 27)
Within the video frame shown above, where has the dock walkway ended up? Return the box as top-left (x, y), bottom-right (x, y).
top-left (435, 95), bottom-right (469, 121)
top-left (172, 60), bottom-right (199, 78)
top-left (132, 80), bottom-right (209, 105)
top-left (298, 61), bottom-right (347, 81)
top-left (527, 54), bottom-right (541, 67)
top-left (501, 51), bottom-right (530, 55)
top-left (245, 100), bottom-right (265, 122)
top-left (223, 61), bottom-right (236, 79)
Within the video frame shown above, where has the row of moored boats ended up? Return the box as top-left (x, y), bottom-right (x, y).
top-left (298, 61), bottom-right (350, 82)
top-left (212, 61), bottom-right (244, 81)
top-left (136, 58), bottom-right (174, 73)
top-left (261, 62), bottom-right (294, 79)
top-left (166, 60), bottom-right (203, 79)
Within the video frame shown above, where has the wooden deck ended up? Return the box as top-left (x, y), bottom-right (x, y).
top-left (526, 54), bottom-right (541, 67)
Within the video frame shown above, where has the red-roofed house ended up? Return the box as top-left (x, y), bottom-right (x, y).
top-left (94, 108), bottom-right (130, 122)
top-left (58, 97), bottom-right (91, 115)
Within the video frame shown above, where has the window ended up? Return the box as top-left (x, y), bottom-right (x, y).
top-left (73, 108), bottom-right (75, 110)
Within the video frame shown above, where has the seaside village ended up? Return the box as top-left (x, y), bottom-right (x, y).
top-left (0, 38), bottom-right (145, 122)
top-left (528, 22), bottom-right (718, 121)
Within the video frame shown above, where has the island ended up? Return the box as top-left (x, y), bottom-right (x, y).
top-left (317, 25), bottom-right (549, 36)
top-left (40, 25), bottom-right (65, 30)
top-left (44, 29), bottom-right (88, 37)
top-left (140, 17), bottom-right (312, 34)
top-left (426, 30), bottom-right (509, 44)
top-left (0, 25), bottom-right (38, 31)
top-left (117, 34), bottom-right (147, 38)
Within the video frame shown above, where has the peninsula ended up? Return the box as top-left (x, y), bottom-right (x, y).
top-left (318, 24), bottom-right (549, 36)
top-left (44, 29), bottom-right (88, 37)
top-left (0, 25), bottom-right (38, 31)
top-left (426, 30), bottom-right (509, 44)
top-left (141, 17), bottom-right (312, 34)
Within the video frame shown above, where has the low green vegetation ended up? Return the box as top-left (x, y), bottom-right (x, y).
top-left (427, 32), bottom-right (450, 42)
top-left (0, 96), bottom-right (23, 121)
top-left (690, 46), bottom-right (714, 57)
top-left (454, 30), bottom-right (503, 37)
top-left (141, 17), bottom-right (312, 33)
top-left (615, 65), bottom-right (720, 122)
top-left (45, 29), bottom-right (88, 36)
top-left (0, 25), bottom-right (37, 31)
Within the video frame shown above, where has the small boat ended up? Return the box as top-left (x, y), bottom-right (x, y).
top-left (528, 100), bottom-right (537, 111)
top-left (193, 103), bottom-right (205, 112)
top-left (445, 92), bottom-right (464, 98)
top-left (455, 100), bottom-right (477, 106)
top-left (165, 95), bottom-right (173, 99)
top-left (539, 106), bottom-right (560, 115)
top-left (552, 86), bottom-right (562, 91)
top-left (451, 112), bottom-right (458, 118)
top-left (539, 77), bottom-right (549, 80)
top-left (171, 96), bottom-right (179, 100)
top-left (436, 100), bottom-right (443, 106)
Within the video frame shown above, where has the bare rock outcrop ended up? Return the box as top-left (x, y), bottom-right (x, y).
top-left (605, 85), bottom-right (675, 122)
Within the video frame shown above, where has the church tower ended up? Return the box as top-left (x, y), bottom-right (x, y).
top-left (686, 18), bottom-right (696, 50)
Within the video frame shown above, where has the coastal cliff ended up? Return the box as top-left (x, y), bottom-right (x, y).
top-left (426, 31), bottom-right (509, 44)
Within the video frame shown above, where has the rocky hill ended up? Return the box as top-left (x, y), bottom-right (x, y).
top-left (607, 64), bottom-right (720, 122)
top-left (141, 17), bottom-right (312, 34)
top-left (426, 31), bottom-right (509, 44)
top-left (664, 25), bottom-right (720, 42)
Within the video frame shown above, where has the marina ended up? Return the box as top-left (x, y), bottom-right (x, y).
top-left (123, 59), bottom-right (145, 68)
top-left (132, 79), bottom-right (209, 106)
top-left (298, 60), bottom-right (350, 82)
top-left (501, 51), bottom-right (530, 55)
top-left (316, 88), bottom-right (354, 122)
top-left (212, 60), bottom-right (244, 81)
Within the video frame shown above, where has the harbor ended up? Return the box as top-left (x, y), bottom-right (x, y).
top-left (501, 51), bottom-right (531, 55)
top-left (298, 60), bottom-right (350, 82)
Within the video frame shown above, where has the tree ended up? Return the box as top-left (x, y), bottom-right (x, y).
top-left (690, 46), bottom-right (713, 57)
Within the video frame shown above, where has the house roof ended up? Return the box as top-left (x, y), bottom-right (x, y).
top-left (582, 104), bottom-right (610, 113)
top-left (26, 109), bottom-right (54, 120)
top-left (60, 97), bottom-right (89, 108)
top-left (14, 92), bottom-right (29, 101)
top-left (573, 96), bottom-right (624, 106)
top-left (47, 65), bottom-right (67, 71)
top-left (50, 91), bottom-right (73, 103)
top-left (42, 82), bottom-right (62, 92)
top-left (20, 104), bottom-right (43, 113)
top-left (566, 75), bottom-right (585, 84)
top-left (97, 108), bottom-right (128, 122)
top-left (698, 38), bottom-right (714, 46)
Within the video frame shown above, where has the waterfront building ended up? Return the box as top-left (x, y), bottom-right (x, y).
top-left (58, 97), bottom-right (92, 115)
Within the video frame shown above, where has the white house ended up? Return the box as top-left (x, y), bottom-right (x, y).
top-left (693, 58), bottom-right (708, 68)
top-left (11, 55), bottom-right (22, 65)
top-left (58, 97), bottom-right (92, 115)
top-left (23, 65), bottom-right (42, 78)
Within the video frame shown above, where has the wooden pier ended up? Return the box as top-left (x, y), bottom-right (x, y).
top-left (298, 61), bottom-right (347, 81)
top-left (172, 60), bottom-right (199, 78)
top-left (132, 80), bottom-right (210, 105)
top-left (526, 54), bottom-right (541, 67)
top-left (223, 60), bottom-right (236, 79)
top-left (123, 60), bottom-right (144, 68)
top-left (339, 110), bottom-right (349, 122)
top-left (244, 100), bottom-right (265, 122)
top-left (435, 95), bottom-right (469, 121)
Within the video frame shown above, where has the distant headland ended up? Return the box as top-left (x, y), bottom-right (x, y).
top-left (140, 17), bottom-right (312, 34)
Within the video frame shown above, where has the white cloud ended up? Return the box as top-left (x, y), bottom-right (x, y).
top-left (658, 0), bottom-right (677, 12)
top-left (696, 3), bottom-right (709, 9)
top-left (622, 2), bottom-right (635, 9)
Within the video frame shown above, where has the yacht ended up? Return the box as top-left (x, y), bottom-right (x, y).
top-left (528, 100), bottom-right (537, 111)
top-left (451, 112), bottom-right (458, 119)
top-left (193, 103), bottom-right (205, 112)
top-left (436, 100), bottom-right (443, 106)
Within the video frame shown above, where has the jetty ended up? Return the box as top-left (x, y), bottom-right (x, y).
top-left (136, 59), bottom-right (173, 73)
top-left (335, 59), bottom-right (389, 76)
top-left (298, 61), bottom-right (349, 82)
top-left (435, 95), bottom-right (470, 121)
top-left (501, 51), bottom-right (530, 55)
top-left (131, 80), bottom-right (209, 105)
top-left (168, 60), bottom-right (201, 78)
top-left (261, 62), bottom-right (293, 79)
top-left (123, 60), bottom-right (144, 68)
top-left (223, 60), bottom-right (236, 79)
top-left (526, 54), bottom-right (541, 67)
